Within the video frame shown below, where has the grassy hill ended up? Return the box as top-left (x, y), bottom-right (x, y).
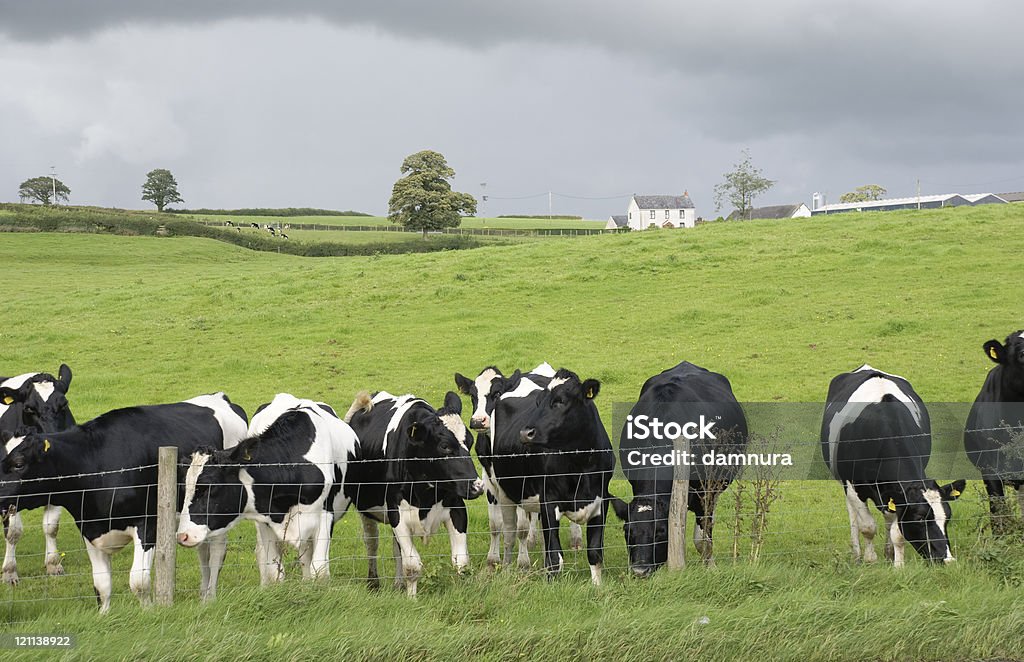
top-left (1, 203), bottom-right (1023, 660)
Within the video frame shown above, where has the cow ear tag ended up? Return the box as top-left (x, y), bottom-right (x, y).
top-left (585, 387), bottom-right (595, 399)
top-left (44, 439), bottom-right (51, 453)
top-left (243, 449), bottom-right (251, 461)
top-left (409, 422), bottom-right (418, 438)
top-left (887, 498), bottom-right (896, 512)
top-left (2, 396), bottom-right (12, 405)
top-left (951, 489), bottom-right (961, 498)
top-left (988, 345), bottom-right (1000, 361)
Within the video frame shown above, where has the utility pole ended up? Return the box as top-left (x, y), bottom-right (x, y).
top-left (480, 182), bottom-right (487, 224)
top-left (548, 191), bottom-right (552, 219)
top-left (50, 166), bottom-right (57, 206)
top-left (917, 179), bottom-right (921, 210)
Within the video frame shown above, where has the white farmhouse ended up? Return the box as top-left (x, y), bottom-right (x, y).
top-left (626, 193), bottom-right (696, 230)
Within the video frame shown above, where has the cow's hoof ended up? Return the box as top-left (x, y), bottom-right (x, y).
top-left (486, 557), bottom-right (500, 570)
top-left (517, 557), bottom-right (531, 571)
top-left (2, 570), bottom-right (18, 586)
top-left (366, 576), bottom-right (380, 592)
top-left (46, 564), bottom-right (66, 577)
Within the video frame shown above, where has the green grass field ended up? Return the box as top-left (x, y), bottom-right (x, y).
top-left (2, 204), bottom-right (1024, 660)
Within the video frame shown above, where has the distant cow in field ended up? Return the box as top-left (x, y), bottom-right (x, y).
top-left (0, 393), bottom-right (248, 611)
top-left (225, 220), bottom-right (234, 227)
top-left (177, 393), bottom-right (358, 583)
top-left (965, 330), bottom-right (1024, 529)
top-left (612, 361), bottom-right (748, 576)
top-left (250, 222), bottom-right (260, 229)
top-left (1, 365), bottom-right (76, 583)
top-left (344, 390), bottom-right (484, 596)
top-left (822, 365), bottom-right (965, 565)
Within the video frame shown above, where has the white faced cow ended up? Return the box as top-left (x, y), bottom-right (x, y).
top-left (0, 365), bottom-right (75, 583)
top-left (821, 365), bottom-right (966, 566)
top-left (0, 393), bottom-right (247, 612)
top-left (964, 330), bottom-right (1024, 530)
top-left (177, 393), bottom-right (358, 584)
top-left (343, 390), bottom-right (484, 597)
top-left (455, 362), bottom-right (583, 568)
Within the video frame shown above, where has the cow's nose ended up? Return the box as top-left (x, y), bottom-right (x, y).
top-left (177, 532), bottom-right (189, 545)
top-left (520, 428), bottom-right (536, 444)
top-left (470, 416), bottom-right (489, 430)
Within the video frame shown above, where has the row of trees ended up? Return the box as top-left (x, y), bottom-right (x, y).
top-left (18, 169), bottom-right (184, 211)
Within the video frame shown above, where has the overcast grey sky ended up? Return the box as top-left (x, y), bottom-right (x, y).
top-left (1, 1), bottom-right (1022, 219)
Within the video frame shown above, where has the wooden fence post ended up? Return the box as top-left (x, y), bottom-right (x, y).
top-left (666, 436), bottom-right (690, 570)
top-left (155, 445), bottom-right (178, 606)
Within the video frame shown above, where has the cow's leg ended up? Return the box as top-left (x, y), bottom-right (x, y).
top-left (83, 537), bottom-right (114, 614)
top-left (204, 533), bottom-right (228, 599)
top-left (391, 536), bottom-right (405, 591)
top-left (308, 510), bottom-right (332, 580)
top-left (361, 515), bottom-right (380, 591)
top-left (2, 510), bottom-right (23, 585)
top-left (392, 517), bottom-right (423, 597)
top-left (883, 511), bottom-right (905, 567)
top-left (255, 522), bottom-right (284, 585)
top-left (585, 502), bottom-right (607, 586)
top-left (128, 528), bottom-right (154, 606)
top-left (499, 500), bottom-right (520, 567)
top-left (42, 505), bottom-right (64, 576)
top-left (485, 494), bottom-right (502, 568)
top-left (845, 484), bottom-right (876, 562)
top-left (446, 503), bottom-right (470, 573)
top-left (1015, 484), bottom-right (1024, 522)
top-left (569, 523), bottom-right (584, 552)
top-left (522, 509), bottom-right (538, 548)
top-left (691, 488), bottom-right (719, 565)
top-left (197, 539), bottom-right (212, 600)
top-left (539, 503), bottom-right (563, 580)
top-left (983, 478), bottom-right (1008, 534)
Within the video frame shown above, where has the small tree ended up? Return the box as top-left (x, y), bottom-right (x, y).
top-left (839, 184), bottom-right (887, 203)
top-left (714, 149), bottom-right (775, 220)
top-left (18, 176), bottom-right (70, 205)
top-left (388, 150), bottom-right (477, 238)
top-left (141, 168), bottom-right (184, 212)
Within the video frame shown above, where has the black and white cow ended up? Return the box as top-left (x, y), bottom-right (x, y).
top-left (1, 365), bottom-right (76, 583)
top-left (455, 363), bottom-right (582, 567)
top-left (821, 365), bottom-right (966, 565)
top-left (964, 330), bottom-right (1024, 527)
top-left (0, 393), bottom-right (247, 612)
top-left (343, 390), bottom-right (484, 596)
top-left (177, 393), bottom-right (358, 583)
top-left (488, 368), bottom-right (614, 584)
top-left (611, 361), bottom-right (749, 576)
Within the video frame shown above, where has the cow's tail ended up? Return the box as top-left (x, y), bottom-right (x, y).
top-left (344, 391), bottom-right (374, 423)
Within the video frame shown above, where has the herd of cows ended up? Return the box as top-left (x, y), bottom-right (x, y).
top-left (0, 330), bottom-right (1022, 612)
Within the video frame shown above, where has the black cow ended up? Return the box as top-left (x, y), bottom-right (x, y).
top-left (1, 365), bottom-right (76, 582)
top-left (177, 393), bottom-right (359, 584)
top-left (821, 365), bottom-right (966, 565)
top-left (964, 330), bottom-right (1024, 529)
top-left (489, 368), bottom-right (614, 584)
top-left (455, 363), bottom-right (583, 567)
top-left (343, 390), bottom-right (484, 597)
top-left (611, 361), bottom-right (748, 576)
top-left (0, 393), bottom-right (247, 611)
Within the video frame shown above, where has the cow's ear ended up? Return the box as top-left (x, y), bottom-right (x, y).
top-left (0, 387), bottom-right (17, 406)
top-left (940, 479), bottom-right (967, 501)
top-left (454, 373), bottom-right (474, 395)
top-left (610, 496), bottom-right (629, 521)
top-left (0, 430), bottom-right (12, 444)
top-left (582, 379), bottom-right (601, 400)
top-left (501, 370), bottom-right (523, 394)
top-left (228, 439), bottom-right (256, 463)
top-left (443, 391), bottom-right (462, 415)
top-left (984, 340), bottom-right (1005, 364)
top-left (57, 364), bottom-right (72, 391)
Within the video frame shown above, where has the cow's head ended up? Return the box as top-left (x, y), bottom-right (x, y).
top-left (437, 391), bottom-right (473, 452)
top-left (0, 433), bottom-right (52, 511)
top-left (611, 495), bottom-right (668, 577)
top-left (454, 367), bottom-right (503, 430)
top-left (176, 443), bottom-right (252, 547)
top-left (519, 369), bottom-right (600, 448)
top-left (0, 365), bottom-right (75, 434)
top-left (984, 331), bottom-right (1024, 389)
top-left (891, 479), bottom-right (966, 562)
top-left (398, 404), bottom-right (484, 500)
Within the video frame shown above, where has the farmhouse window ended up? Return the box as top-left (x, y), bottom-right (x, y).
top-left (665, 210), bottom-right (670, 219)
top-left (649, 210), bottom-right (655, 219)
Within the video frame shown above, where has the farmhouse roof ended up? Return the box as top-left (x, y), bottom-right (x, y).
top-left (727, 204), bottom-right (801, 220)
top-left (997, 191), bottom-right (1024, 202)
top-left (608, 215), bottom-right (628, 227)
top-left (632, 194), bottom-right (694, 209)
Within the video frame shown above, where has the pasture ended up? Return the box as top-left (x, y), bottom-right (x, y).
top-left (2, 204), bottom-right (1024, 660)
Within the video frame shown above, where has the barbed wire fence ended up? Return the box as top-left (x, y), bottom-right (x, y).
top-left (1, 430), bottom-right (1022, 622)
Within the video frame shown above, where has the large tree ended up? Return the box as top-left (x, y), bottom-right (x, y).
top-left (141, 168), bottom-right (184, 212)
top-left (18, 176), bottom-right (70, 205)
top-left (714, 149), bottom-right (775, 220)
top-left (839, 184), bottom-right (887, 203)
top-left (388, 150), bottom-right (477, 238)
